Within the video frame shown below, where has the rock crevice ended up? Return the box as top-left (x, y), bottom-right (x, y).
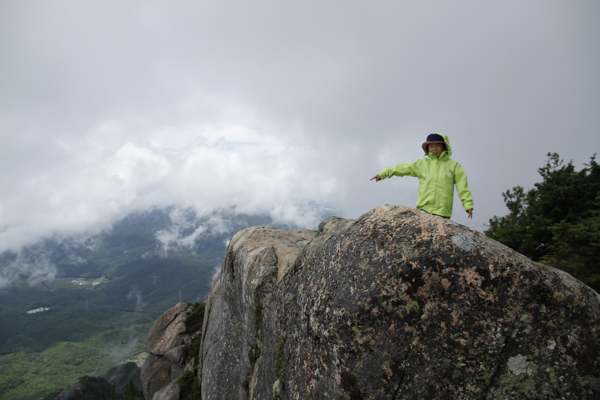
top-left (141, 302), bottom-right (202, 400)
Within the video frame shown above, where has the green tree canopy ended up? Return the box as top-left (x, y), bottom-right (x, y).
top-left (485, 152), bottom-right (600, 292)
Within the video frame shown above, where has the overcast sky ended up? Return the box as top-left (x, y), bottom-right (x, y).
top-left (1, 0), bottom-right (599, 255)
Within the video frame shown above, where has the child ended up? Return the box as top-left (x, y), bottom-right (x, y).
top-left (370, 133), bottom-right (473, 219)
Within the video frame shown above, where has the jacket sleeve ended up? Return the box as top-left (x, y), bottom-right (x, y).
top-left (454, 163), bottom-right (474, 211)
top-left (379, 160), bottom-right (421, 180)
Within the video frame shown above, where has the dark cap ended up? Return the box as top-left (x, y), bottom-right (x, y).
top-left (426, 133), bottom-right (444, 142)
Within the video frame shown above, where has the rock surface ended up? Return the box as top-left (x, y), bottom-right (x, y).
top-left (152, 381), bottom-right (180, 400)
top-left (141, 302), bottom-right (200, 400)
top-left (196, 205), bottom-right (600, 399)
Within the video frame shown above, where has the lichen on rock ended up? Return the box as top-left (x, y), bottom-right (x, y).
top-left (173, 205), bottom-right (600, 399)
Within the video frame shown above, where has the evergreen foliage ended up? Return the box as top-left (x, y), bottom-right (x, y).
top-left (178, 369), bottom-right (201, 400)
top-left (183, 302), bottom-right (206, 362)
top-left (485, 152), bottom-right (600, 292)
top-left (122, 379), bottom-right (144, 400)
top-left (185, 302), bottom-right (206, 333)
top-left (37, 372), bottom-right (142, 400)
top-left (62, 375), bottom-right (112, 400)
top-left (185, 335), bottom-right (202, 363)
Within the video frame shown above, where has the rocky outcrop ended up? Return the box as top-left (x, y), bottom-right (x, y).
top-left (48, 362), bottom-right (143, 400)
top-left (141, 302), bottom-right (201, 400)
top-left (199, 225), bottom-right (317, 399)
top-left (163, 205), bottom-right (600, 399)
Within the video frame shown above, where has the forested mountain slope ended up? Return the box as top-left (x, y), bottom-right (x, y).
top-left (0, 207), bottom-right (311, 400)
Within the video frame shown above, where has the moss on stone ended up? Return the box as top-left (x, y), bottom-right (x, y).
top-left (177, 369), bottom-right (201, 400)
top-left (255, 302), bottom-right (263, 339)
top-left (275, 336), bottom-right (287, 381)
top-left (248, 345), bottom-right (261, 364)
top-left (185, 302), bottom-right (206, 334)
top-left (185, 334), bottom-right (202, 360)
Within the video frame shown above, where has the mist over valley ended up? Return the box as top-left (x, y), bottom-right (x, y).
top-left (0, 206), bottom-right (329, 399)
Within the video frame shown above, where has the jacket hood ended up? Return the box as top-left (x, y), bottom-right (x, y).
top-left (422, 132), bottom-right (452, 158)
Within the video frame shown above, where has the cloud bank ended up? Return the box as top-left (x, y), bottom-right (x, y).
top-left (1, 1), bottom-right (599, 259)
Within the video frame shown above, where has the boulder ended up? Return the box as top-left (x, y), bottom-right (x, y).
top-left (199, 226), bottom-right (316, 399)
top-left (198, 205), bottom-right (600, 399)
top-left (140, 354), bottom-right (172, 399)
top-left (145, 302), bottom-right (189, 356)
top-left (141, 302), bottom-right (199, 400)
top-left (152, 381), bottom-right (180, 400)
top-left (163, 345), bottom-right (187, 365)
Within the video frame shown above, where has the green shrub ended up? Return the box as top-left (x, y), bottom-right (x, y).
top-left (177, 370), bottom-right (201, 400)
top-left (184, 334), bottom-right (202, 361)
top-left (185, 303), bottom-right (206, 334)
top-left (122, 379), bottom-right (143, 400)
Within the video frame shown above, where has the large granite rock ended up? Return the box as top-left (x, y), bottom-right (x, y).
top-left (141, 302), bottom-right (200, 400)
top-left (146, 302), bottom-right (189, 356)
top-left (194, 205), bottom-right (600, 399)
top-left (199, 226), bottom-right (316, 399)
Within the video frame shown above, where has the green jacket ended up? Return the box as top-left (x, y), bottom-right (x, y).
top-left (379, 133), bottom-right (473, 218)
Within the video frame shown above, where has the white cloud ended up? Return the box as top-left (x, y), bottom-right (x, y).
top-left (108, 338), bottom-right (140, 365)
top-left (105, 143), bottom-right (171, 189)
top-left (0, 116), bottom-right (338, 254)
top-left (127, 285), bottom-right (147, 313)
top-left (0, 253), bottom-right (57, 289)
top-left (155, 209), bottom-right (208, 258)
top-left (0, 0), bottom-right (599, 260)
top-left (210, 265), bottom-right (221, 285)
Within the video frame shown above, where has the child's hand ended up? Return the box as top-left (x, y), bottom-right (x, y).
top-left (466, 209), bottom-right (473, 219)
top-left (370, 174), bottom-right (381, 182)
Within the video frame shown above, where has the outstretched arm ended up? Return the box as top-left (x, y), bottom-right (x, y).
top-left (372, 161), bottom-right (420, 183)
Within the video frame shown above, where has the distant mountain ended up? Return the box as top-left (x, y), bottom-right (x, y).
top-left (0, 206), bottom-right (330, 400)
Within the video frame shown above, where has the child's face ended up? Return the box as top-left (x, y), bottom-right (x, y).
top-left (428, 143), bottom-right (445, 158)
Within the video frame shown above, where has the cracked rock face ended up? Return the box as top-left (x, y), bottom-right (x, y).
top-left (198, 205), bottom-right (600, 399)
top-left (142, 302), bottom-right (198, 400)
top-left (199, 226), bottom-right (316, 399)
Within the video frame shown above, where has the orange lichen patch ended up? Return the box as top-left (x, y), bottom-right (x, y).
top-left (465, 383), bottom-right (481, 394)
top-left (462, 268), bottom-right (483, 288)
top-left (452, 312), bottom-right (460, 326)
top-left (382, 362), bottom-right (394, 378)
top-left (416, 285), bottom-right (430, 298)
top-left (399, 282), bottom-right (410, 293)
top-left (421, 300), bottom-right (439, 314)
top-left (478, 290), bottom-right (495, 302)
top-left (334, 369), bottom-right (341, 385)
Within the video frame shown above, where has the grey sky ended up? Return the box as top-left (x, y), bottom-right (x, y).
top-left (1, 1), bottom-right (599, 254)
